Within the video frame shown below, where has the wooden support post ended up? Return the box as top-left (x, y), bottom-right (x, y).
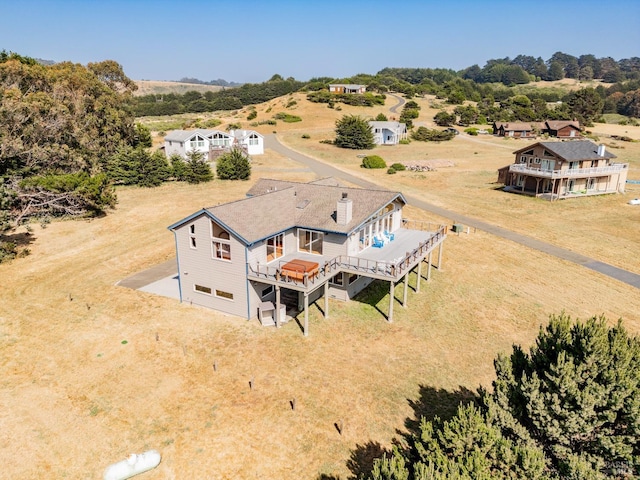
top-left (324, 282), bottom-right (329, 319)
top-left (403, 273), bottom-right (408, 307)
top-left (437, 241), bottom-right (444, 272)
top-left (303, 293), bottom-right (309, 337)
top-left (275, 285), bottom-right (281, 328)
top-left (416, 260), bottom-right (422, 293)
top-left (388, 281), bottom-right (394, 323)
top-left (427, 251), bottom-right (433, 281)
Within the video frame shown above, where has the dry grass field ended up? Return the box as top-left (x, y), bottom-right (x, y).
top-left (134, 80), bottom-right (224, 97)
top-left (2, 85), bottom-right (640, 479)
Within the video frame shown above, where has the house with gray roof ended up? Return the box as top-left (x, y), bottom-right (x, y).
top-left (368, 121), bottom-right (408, 145)
top-left (168, 179), bottom-right (446, 335)
top-left (493, 122), bottom-right (536, 138)
top-left (498, 140), bottom-right (629, 200)
top-left (163, 129), bottom-right (264, 160)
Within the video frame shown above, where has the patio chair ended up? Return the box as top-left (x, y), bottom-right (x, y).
top-left (384, 230), bottom-right (395, 241)
top-left (372, 235), bottom-right (385, 248)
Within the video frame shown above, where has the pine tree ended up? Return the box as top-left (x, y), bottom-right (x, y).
top-left (216, 147), bottom-right (251, 181)
top-left (334, 114), bottom-right (375, 150)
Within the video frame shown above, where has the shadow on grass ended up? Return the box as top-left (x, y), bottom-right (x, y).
top-left (332, 385), bottom-right (478, 480)
top-left (404, 384), bottom-right (478, 436)
top-left (351, 279), bottom-right (393, 321)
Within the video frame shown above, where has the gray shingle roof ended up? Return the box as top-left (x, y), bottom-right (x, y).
top-left (515, 140), bottom-right (616, 161)
top-left (163, 129), bottom-right (216, 142)
top-left (368, 121), bottom-right (407, 131)
top-left (194, 180), bottom-right (404, 245)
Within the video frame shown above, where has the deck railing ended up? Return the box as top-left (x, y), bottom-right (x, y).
top-left (509, 163), bottom-right (628, 179)
top-left (246, 225), bottom-right (447, 288)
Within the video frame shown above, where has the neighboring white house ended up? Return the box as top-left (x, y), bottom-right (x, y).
top-left (368, 121), bottom-right (408, 145)
top-left (163, 129), bottom-right (264, 159)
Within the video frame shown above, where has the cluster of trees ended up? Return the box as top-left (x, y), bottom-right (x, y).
top-left (368, 314), bottom-right (640, 479)
top-left (0, 52), bottom-right (139, 242)
top-left (306, 90), bottom-right (386, 107)
top-left (133, 74), bottom-right (304, 116)
top-left (177, 77), bottom-right (241, 87)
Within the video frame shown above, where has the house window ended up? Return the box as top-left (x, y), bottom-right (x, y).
top-left (189, 136), bottom-right (205, 149)
top-left (189, 224), bottom-right (196, 249)
top-left (348, 273), bottom-right (359, 285)
top-left (568, 179), bottom-right (575, 192)
top-left (519, 156), bottom-right (527, 163)
top-left (298, 229), bottom-right (323, 255)
top-left (248, 134), bottom-right (259, 146)
top-left (194, 284), bottom-right (212, 295)
top-left (569, 161), bottom-right (579, 170)
top-left (261, 285), bottom-right (274, 298)
top-left (266, 233), bottom-right (284, 262)
top-left (210, 221), bottom-right (232, 260)
top-left (211, 133), bottom-right (231, 147)
top-left (591, 160), bottom-right (598, 168)
top-left (534, 158), bottom-right (541, 164)
top-left (330, 273), bottom-right (344, 287)
top-left (212, 240), bottom-right (231, 261)
top-left (587, 178), bottom-right (596, 190)
top-left (215, 290), bottom-right (234, 300)
top-left (516, 175), bottom-right (524, 187)
top-left (543, 179), bottom-right (554, 192)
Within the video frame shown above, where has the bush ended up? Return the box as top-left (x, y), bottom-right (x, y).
top-left (387, 167), bottom-right (397, 174)
top-left (301, 134), bottom-right (310, 139)
top-left (286, 99), bottom-right (297, 108)
top-left (361, 155), bottom-right (387, 169)
top-left (273, 112), bottom-right (302, 123)
top-left (246, 110), bottom-right (257, 120)
top-left (464, 127), bottom-right (479, 136)
top-left (227, 122), bottom-right (241, 130)
top-left (390, 163), bottom-right (406, 171)
top-left (319, 139), bottom-right (334, 145)
top-left (411, 126), bottom-right (455, 142)
top-left (399, 138), bottom-right (410, 145)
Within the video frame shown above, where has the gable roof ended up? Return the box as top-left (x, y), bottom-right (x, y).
top-left (246, 178), bottom-right (343, 196)
top-left (494, 122), bottom-right (533, 131)
top-left (169, 180), bottom-right (405, 245)
top-left (163, 129), bottom-right (215, 142)
top-left (514, 140), bottom-right (617, 161)
top-left (368, 121), bottom-right (407, 131)
top-left (544, 120), bottom-right (581, 131)
top-left (329, 84), bottom-right (366, 89)
top-left (229, 129), bottom-right (264, 140)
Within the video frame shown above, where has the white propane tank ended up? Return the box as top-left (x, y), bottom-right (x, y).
top-left (103, 450), bottom-right (161, 480)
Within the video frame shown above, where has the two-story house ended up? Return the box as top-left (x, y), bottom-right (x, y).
top-left (368, 121), bottom-right (408, 145)
top-left (168, 179), bottom-right (446, 336)
top-left (164, 129), bottom-right (264, 160)
top-left (498, 140), bottom-right (629, 200)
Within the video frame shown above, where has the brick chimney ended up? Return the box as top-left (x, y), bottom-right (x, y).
top-left (336, 193), bottom-right (352, 225)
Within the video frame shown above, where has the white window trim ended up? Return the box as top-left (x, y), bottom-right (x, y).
top-left (212, 240), bottom-right (231, 261)
top-left (297, 228), bottom-right (323, 255)
top-left (214, 289), bottom-right (234, 301)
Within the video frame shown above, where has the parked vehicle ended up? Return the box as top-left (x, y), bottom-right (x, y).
top-left (444, 128), bottom-right (459, 135)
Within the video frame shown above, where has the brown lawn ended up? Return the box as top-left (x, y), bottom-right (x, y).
top-left (3, 88), bottom-right (639, 479)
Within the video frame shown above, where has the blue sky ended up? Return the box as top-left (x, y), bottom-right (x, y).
top-left (2, 0), bottom-right (639, 83)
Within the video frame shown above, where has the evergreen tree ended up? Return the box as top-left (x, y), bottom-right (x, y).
top-left (215, 147), bottom-right (250, 181)
top-left (334, 115), bottom-right (375, 150)
top-left (491, 313), bottom-right (640, 478)
top-left (185, 150), bottom-right (214, 184)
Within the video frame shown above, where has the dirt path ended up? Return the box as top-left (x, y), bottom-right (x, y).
top-left (264, 134), bottom-right (640, 289)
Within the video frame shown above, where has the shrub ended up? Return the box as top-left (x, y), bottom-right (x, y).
top-left (227, 122), bottom-right (241, 130)
top-left (387, 167), bottom-right (397, 174)
top-left (375, 113), bottom-right (388, 121)
top-left (399, 138), bottom-right (410, 145)
top-left (273, 112), bottom-right (302, 123)
top-left (286, 99), bottom-right (297, 108)
top-left (361, 155), bottom-right (387, 169)
top-left (411, 126), bottom-right (455, 142)
top-left (301, 134), bottom-right (310, 139)
top-left (202, 118), bottom-right (221, 128)
top-left (246, 110), bottom-right (257, 120)
top-left (319, 139), bottom-right (334, 145)
top-left (464, 127), bottom-right (479, 136)
top-left (390, 163), bottom-right (406, 171)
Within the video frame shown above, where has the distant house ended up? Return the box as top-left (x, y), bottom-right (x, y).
top-left (329, 84), bottom-right (366, 94)
top-left (541, 120), bottom-right (582, 138)
top-left (497, 140), bottom-right (628, 200)
top-left (167, 178), bottom-right (446, 335)
top-left (368, 121), bottom-right (408, 145)
top-left (163, 129), bottom-right (264, 160)
top-left (493, 122), bottom-right (535, 138)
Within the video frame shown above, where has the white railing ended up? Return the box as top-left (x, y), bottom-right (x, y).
top-left (509, 163), bottom-right (628, 179)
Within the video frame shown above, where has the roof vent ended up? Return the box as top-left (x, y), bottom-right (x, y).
top-left (296, 199), bottom-right (310, 209)
top-left (342, 192), bottom-right (348, 199)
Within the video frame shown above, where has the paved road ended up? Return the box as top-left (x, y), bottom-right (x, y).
top-left (387, 93), bottom-right (406, 115)
top-left (264, 135), bottom-right (640, 289)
